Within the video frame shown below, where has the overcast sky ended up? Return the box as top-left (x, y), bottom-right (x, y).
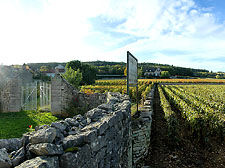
top-left (0, 0), bottom-right (225, 72)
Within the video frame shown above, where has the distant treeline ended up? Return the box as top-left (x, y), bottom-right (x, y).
top-left (84, 61), bottom-right (209, 77)
top-left (27, 60), bottom-right (224, 79)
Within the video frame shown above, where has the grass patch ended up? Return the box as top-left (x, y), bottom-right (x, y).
top-left (0, 111), bottom-right (58, 139)
top-left (38, 104), bottom-right (51, 112)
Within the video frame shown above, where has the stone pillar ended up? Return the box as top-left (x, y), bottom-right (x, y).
top-left (1, 78), bottom-right (22, 112)
top-left (51, 74), bottom-right (63, 115)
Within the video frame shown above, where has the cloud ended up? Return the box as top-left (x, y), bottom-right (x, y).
top-left (92, 0), bottom-right (225, 71)
top-left (0, 0), bottom-right (225, 71)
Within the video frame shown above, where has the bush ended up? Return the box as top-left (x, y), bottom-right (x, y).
top-left (65, 96), bottom-right (88, 117)
top-left (66, 60), bottom-right (97, 85)
top-left (63, 68), bottom-right (82, 89)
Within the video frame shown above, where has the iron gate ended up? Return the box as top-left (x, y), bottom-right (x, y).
top-left (21, 82), bottom-right (51, 111)
top-left (21, 82), bottom-right (37, 111)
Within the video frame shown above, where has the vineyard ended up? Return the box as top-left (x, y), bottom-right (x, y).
top-left (80, 79), bottom-right (225, 139)
top-left (94, 78), bottom-right (225, 85)
top-left (159, 84), bottom-right (225, 143)
top-left (81, 78), bottom-right (225, 100)
top-left (81, 79), bottom-right (154, 102)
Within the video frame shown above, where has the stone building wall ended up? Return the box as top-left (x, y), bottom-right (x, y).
top-left (51, 74), bottom-right (107, 116)
top-left (0, 78), bottom-right (22, 112)
top-left (18, 70), bottom-right (33, 85)
top-left (0, 69), bottom-right (33, 113)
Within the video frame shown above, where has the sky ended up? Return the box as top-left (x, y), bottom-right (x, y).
top-left (0, 0), bottom-right (225, 72)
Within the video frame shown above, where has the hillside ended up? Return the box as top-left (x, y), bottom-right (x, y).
top-left (26, 60), bottom-right (225, 79)
top-left (85, 61), bottom-right (210, 78)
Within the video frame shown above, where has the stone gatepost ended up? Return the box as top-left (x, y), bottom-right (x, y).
top-left (1, 78), bottom-right (22, 112)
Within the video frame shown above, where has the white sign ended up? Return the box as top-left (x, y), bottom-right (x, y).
top-left (128, 53), bottom-right (138, 85)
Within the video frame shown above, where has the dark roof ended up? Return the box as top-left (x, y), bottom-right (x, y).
top-left (146, 68), bottom-right (160, 72)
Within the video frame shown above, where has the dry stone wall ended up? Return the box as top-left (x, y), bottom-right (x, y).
top-left (51, 74), bottom-right (107, 116)
top-left (132, 84), bottom-right (155, 167)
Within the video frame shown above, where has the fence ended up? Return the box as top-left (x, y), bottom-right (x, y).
top-left (39, 82), bottom-right (51, 111)
top-left (21, 82), bottom-right (37, 111)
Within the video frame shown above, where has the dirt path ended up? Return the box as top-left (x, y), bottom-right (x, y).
top-left (143, 85), bottom-right (170, 168)
top-left (143, 85), bottom-right (225, 168)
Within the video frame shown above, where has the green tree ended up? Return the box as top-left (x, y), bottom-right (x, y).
top-left (63, 67), bottom-right (82, 88)
top-left (66, 60), bottom-right (97, 85)
top-left (40, 66), bottom-right (49, 72)
top-left (216, 75), bottom-right (221, 79)
top-left (124, 67), bottom-right (127, 76)
top-left (138, 67), bottom-right (143, 78)
top-left (66, 60), bottom-right (82, 70)
top-left (161, 71), bottom-right (170, 78)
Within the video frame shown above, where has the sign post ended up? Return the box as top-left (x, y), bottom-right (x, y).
top-left (127, 51), bottom-right (138, 114)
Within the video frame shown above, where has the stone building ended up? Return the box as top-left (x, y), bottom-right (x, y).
top-left (0, 65), bottom-right (34, 112)
top-left (144, 67), bottom-right (161, 77)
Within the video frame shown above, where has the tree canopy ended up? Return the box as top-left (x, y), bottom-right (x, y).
top-left (160, 71), bottom-right (170, 78)
top-left (63, 67), bottom-right (82, 88)
top-left (66, 60), bottom-right (97, 85)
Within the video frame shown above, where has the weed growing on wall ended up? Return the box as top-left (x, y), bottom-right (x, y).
top-left (65, 96), bottom-right (88, 117)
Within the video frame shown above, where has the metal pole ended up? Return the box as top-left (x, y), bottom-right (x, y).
top-left (31, 83), bottom-right (33, 111)
top-left (35, 81), bottom-right (37, 111)
top-left (136, 60), bottom-right (138, 114)
top-left (26, 83), bottom-right (29, 111)
top-left (21, 86), bottom-right (24, 110)
top-left (127, 51), bottom-right (129, 96)
top-left (40, 82), bottom-right (42, 108)
top-left (49, 83), bottom-right (51, 111)
top-left (44, 82), bottom-right (47, 106)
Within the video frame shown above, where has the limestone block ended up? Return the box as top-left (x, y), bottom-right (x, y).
top-left (29, 128), bottom-right (57, 144)
top-left (0, 148), bottom-right (11, 168)
top-left (86, 108), bottom-right (105, 122)
top-left (62, 134), bottom-right (85, 149)
top-left (51, 122), bottom-right (67, 133)
top-left (11, 147), bottom-right (25, 167)
top-left (15, 156), bottom-right (59, 168)
top-left (60, 144), bottom-right (92, 168)
top-left (29, 143), bottom-right (63, 156)
top-left (65, 118), bottom-right (79, 127)
top-left (0, 138), bottom-right (22, 152)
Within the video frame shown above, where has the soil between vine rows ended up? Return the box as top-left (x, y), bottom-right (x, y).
top-left (143, 86), bottom-right (225, 168)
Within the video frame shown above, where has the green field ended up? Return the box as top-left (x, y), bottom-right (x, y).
top-left (0, 111), bottom-right (58, 139)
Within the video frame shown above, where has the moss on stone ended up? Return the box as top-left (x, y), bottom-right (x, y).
top-left (64, 146), bottom-right (79, 153)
